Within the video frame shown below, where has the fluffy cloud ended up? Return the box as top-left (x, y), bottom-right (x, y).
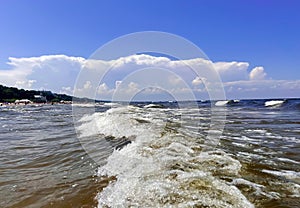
top-left (115, 81), bottom-right (122, 89)
top-left (0, 54), bottom-right (299, 100)
top-left (249, 66), bottom-right (267, 80)
top-left (113, 54), bottom-right (170, 68)
top-left (213, 61), bottom-right (249, 82)
top-left (83, 81), bottom-right (92, 90)
top-left (0, 55), bottom-right (84, 91)
top-left (192, 77), bottom-right (206, 86)
top-left (60, 86), bottom-right (72, 95)
top-left (15, 80), bottom-right (37, 88)
top-left (97, 83), bottom-right (111, 95)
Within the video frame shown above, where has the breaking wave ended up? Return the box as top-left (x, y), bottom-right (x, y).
top-left (215, 100), bottom-right (240, 106)
top-left (77, 105), bottom-right (254, 208)
top-left (265, 100), bottom-right (285, 107)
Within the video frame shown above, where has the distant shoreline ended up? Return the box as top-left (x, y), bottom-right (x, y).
top-left (1, 84), bottom-right (299, 104)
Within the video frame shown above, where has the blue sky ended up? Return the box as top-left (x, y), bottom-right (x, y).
top-left (0, 0), bottom-right (299, 99)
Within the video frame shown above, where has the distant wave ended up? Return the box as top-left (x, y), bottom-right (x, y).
top-left (72, 103), bottom-right (95, 107)
top-left (215, 100), bottom-right (229, 106)
top-left (264, 100), bottom-right (285, 107)
top-left (215, 100), bottom-right (240, 106)
top-left (143, 104), bottom-right (164, 108)
top-left (103, 102), bottom-right (121, 107)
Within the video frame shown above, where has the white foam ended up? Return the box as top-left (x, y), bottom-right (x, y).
top-left (144, 104), bottom-right (162, 108)
top-left (277, 157), bottom-right (300, 164)
top-left (232, 178), bottom-right (282, 198)
top-left (103, 102), bottom-right (121, 107)
top-left (232, 178), bottom-right (266, 195)
top-left (77, 106), bottom-right (163, 139)
top-left (96, 133), bottom-right (253, 207)
top-left (215, 100), bottom-right (239, 106)
top-left (97, 148), bottom-right (254, 207)
top-left (245, 129), bottom-right (267, 134)
top-left (232, 142), bottom-right (248, 147)
top-left (264, 132), bottom-right (300, 143)
top-left (72, 103), bottom-right (95, 107)
top-left (232, 178), bottom-right (264, 188)
top-left (215, 100), bottom-right (229, 106)
top-left (237, 151), bottom-right (266, 160)
top-left (265, 100), bottom-right (284, 107)
top-left (262, 169), bottom-right (300, 181)
top-left (75, 106), bottom-right (254, 207)
top-left (287, 183), bottom-right (300, 197)
top-left (236, 136), bottom-right (261, 144)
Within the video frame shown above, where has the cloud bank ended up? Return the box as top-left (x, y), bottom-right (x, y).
top-left (0, 55), bottom-right (85, 94)
top-left (0, 54), bottom-right (299, 100)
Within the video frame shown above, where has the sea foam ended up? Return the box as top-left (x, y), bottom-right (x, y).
top-left (265, 100), bottom-right (285, 107)
top-left (78, 106), bottom-right (255, 208)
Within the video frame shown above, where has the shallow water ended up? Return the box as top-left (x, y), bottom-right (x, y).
top-left (0, 99), bottom-right (299, 207)
top-left (0, 105), bottom-right (100, 207)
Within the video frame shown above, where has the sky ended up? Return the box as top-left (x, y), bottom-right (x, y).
top-left (0, 0), bottom-right (299, 100)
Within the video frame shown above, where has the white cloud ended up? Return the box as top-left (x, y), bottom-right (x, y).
top-left (83, 81), bottom-right (92, 90)
top-left (127, 82), bottom-right (139, 93)
top-left (168, 75), bottom-right (181, 85)
top-left (213, 61), bottom-right (249, 82)
top-left (0, 54), bottom-right (298, 100)
top-left (97, 83), bottom-right (111, 95)
top-left (15, 80), bottom-right (36, 88)
top-left (60, 86), bottom-right (73, 95)
top-left (115, 80), bottom-right (122, 89)
top-left (0, 54), bottom-right (84, 91)
top-left (249, 66), bottom-right (267, 80)
top-left (142, 87), bottom-right (165, 94)
top-left (192, 76), bottom-right (206, 86)
top-left (112, 54), bottom-right (170, 68)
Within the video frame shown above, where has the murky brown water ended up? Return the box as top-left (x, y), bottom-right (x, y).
top-left (1, 101), bottom-right (299, 207)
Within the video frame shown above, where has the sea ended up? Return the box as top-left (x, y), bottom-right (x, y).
top-left (0, 99), bottom-right (299, 208)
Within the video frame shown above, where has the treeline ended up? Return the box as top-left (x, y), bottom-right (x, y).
top-left (0, 85), bottom-right (72, 103)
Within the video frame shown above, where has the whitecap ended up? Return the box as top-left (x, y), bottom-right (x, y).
top-left (265, 100), bottom-right (285, 107)
top-left (144, 103), bottom-right (163, 108)
top-left (262, 169), bottom-right (300, 182)
top-left (215, 100), bottom-right (230, 106)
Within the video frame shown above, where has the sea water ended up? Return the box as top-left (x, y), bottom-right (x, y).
top-left (0, 99), bottom-right (299, 207)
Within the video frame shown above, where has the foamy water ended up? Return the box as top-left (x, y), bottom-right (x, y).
top-left (76, 99), bottom-right (300, 208)
top-left (265, 100), bottom-right (285, 107)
